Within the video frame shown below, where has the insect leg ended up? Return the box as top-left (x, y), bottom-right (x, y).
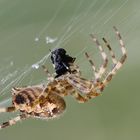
top-left (70, 63), bottom-right (82, 76)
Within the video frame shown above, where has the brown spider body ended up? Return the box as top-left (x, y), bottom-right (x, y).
top-left (12, 76), bottom-right (100, 116)
top-left (12, 85), bottom-right (66, 119)
top-left (0, 27), bottom-right (127, 129)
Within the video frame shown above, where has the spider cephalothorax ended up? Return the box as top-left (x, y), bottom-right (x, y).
top-left (0, 27), bottom-right (127, 129)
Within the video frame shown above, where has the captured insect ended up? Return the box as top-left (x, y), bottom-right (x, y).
top-left (50, 48), bottom-right (76, 78)
top-left (0, 27), bottom-right (127, 129)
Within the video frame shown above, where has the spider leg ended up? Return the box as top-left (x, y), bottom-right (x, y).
top-left (0, 114), bottom-right (28, 129)
top-left (90, 34), bottom-right (108, 80)
top-left (66, 74), bottom-right (100, 98)
top-left (70, 88), bottom-right (99, 103)
top-left (0, 106), bottom-right (16, 113)
top-left (67, 75), bottom-right (94, 94)
top-left (102, 37), bottom-right (117, 65)
top-left (85, 35), bottom-right (108, 81)
top-left (102, 26), bottom-right (127, 86)
top-left (85, 52), bottom-right (99, 80)
top-left (71, 90), bottom-right (89, 103)
top-left (42, 65), bottom-right (54, 81)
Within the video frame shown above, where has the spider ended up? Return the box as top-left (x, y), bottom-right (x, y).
top-left (0, 26), bottom-right (127, 129)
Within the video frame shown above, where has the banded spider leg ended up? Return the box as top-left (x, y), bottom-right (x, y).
top-left (85, 26), bottom-right (127, 92)
top-left (67, 26), bottom-right (127, 102)
top-left (0, 105), bottom-right (28, 129)
top-left (102, 26), bottom-right (127, 87)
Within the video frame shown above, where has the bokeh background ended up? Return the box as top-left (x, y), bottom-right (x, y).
top-left (0, 0), bottom-right (139, 140)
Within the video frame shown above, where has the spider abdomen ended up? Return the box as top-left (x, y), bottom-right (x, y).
top-left (12, 86), bottom-right (43, 106)
top-left (12, 86), bottom-right (66, 119)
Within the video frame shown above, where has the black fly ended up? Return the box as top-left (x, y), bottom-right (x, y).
top-left (50, 48), bottom-right (76, 78)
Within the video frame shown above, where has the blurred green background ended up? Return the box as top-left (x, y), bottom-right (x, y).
top-left (0, 0), bottom-right (140, 140)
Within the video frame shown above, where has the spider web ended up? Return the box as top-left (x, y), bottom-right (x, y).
top-left (0, 0), bottom-right (131, 108)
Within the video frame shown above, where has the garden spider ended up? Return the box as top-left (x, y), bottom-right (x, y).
top-left (0, 26), bottom-right (127, 129)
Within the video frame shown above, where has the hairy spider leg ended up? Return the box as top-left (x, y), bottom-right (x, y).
top-left (85, 52), bottom-right (98, 79)
top-left (67, 27), bottom-right (126, 98)
top-left (85, 35), bottom-right (108, 82)
top-left (66, 74), bottom-right (100, 100)
top-left (0, 87), bottom-right (18, 113)
top-left (102, 26), bottom-right (127, 86)
top-left (100, 37), bottom-right (118, 79)
top-left (0, 106), bottom-right (16, 113)
top-left (102, 37), bottom-right (117, 65)
top-left (90, 34), bottom-right (108, 80)
top-left (0, 114), bottom-right (28, 129)
top-left (70, 89), bottom-right (93, 103)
